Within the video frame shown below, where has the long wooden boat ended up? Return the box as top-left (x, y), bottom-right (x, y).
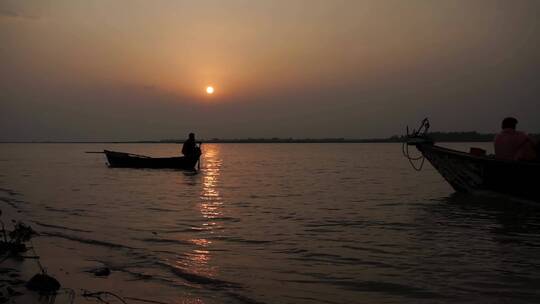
top-left (104, 150), bottom-right (200, 170)
top-left (404, 119), bottom-right (540, 202)
top-left (408, 139), bottom-right (540, 202)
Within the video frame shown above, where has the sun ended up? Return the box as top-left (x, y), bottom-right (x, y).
top-left (206, 86), bottom-right (214, 95)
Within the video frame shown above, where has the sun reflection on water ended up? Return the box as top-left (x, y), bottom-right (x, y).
top-left (200, 144), bottom-right (224, 224)
top-left (177, 144), bottom-right (223, 280)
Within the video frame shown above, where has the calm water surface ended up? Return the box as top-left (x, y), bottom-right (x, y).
top-left (1, 143), bottom-right (540, 303)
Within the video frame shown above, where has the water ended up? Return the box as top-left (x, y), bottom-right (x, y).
top-left (1, 143), bottom-right (540, 303)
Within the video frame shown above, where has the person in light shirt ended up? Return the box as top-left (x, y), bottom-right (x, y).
top-left (494, 117), bottom-right (537, 161)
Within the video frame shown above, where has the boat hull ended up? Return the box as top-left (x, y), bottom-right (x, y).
top-left (104, 150), bottom-right (199, 170)
top-left (415, 143), bottom-right (540, 202)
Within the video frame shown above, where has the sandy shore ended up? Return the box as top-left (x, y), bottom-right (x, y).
top-left (0, 199), bottom-right (66, 303)
top-left (0, 191), bottom-right (89, 304)
top-left (1, 187), bottom-right (174, 304)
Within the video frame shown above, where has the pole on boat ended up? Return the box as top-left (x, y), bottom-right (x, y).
top-left (197, 142), bottom-right (202, 170)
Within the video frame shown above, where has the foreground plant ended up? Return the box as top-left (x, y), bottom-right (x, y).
top-left (0, 210), bottom-right (36, 258)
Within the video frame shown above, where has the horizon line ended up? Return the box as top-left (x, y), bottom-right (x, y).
top-left (3, 131), bottom-right (530, 144)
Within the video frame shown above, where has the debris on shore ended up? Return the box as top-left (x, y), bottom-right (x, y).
top-left (26, 273), bottom-right (61, 294)
top-left (0, 210), bottom-right (36, 259)
top-left (86, 266), bottom-right (111, 277)
top-left (1, 209), bottom-right (63, 303)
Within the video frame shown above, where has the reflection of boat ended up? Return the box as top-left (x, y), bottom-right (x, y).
top-left (104, 149), bottom-right (200, 170)
top-left (405, 119), bottom-right (540, 202)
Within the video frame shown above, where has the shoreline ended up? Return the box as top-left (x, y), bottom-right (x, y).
top-left (0, 186), bottom-right (183, 304)
top-left (0, 189), bottom-right (52, 303)
top-left (0, 188), bottom-right (103, 304)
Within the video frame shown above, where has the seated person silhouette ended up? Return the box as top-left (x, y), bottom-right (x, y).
top-left (494, 117), bottom-right (536, 161)
top-left (182, 133), bottom-right (198, 158)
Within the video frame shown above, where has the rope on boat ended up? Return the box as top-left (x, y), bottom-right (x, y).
top-left (402, 118), bottom-right (430, 171)
top-left (402, 142), bottom-right (425, 171)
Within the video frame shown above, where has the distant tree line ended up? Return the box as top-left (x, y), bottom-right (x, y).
top-left (188, 131), bottom-right (540, 143)
top-left (8, 132), bottom-right (538, 144)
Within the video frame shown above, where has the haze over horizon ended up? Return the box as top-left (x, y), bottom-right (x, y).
top-left (2, 0), bottom-right (540, 141)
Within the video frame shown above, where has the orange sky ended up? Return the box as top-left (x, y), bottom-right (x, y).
top-left (1, 0), bottom-right (540, 140)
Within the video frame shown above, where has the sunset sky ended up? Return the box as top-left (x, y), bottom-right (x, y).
top-left (1, 0), bottom-right (540, 141)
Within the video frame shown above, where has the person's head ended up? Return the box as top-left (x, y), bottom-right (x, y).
top-left (501, 117), bottom-right (518, 130)
top-left (189, 133), bottom-right (195, 140)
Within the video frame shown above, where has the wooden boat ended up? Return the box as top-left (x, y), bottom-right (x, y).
top-left (104, 149), bottom-right (201, 170)
top-left (405, 119), bottom-right (540, 202)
